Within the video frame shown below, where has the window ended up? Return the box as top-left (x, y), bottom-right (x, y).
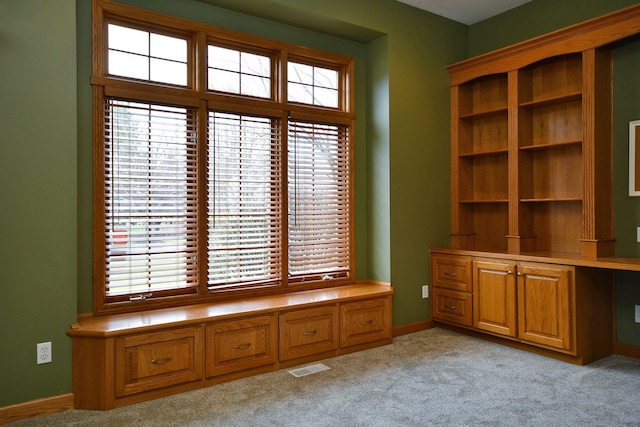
top-left (93, 0), bottom-right (355, 314)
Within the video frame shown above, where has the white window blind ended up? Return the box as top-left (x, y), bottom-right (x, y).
top-left (288, 120), bottom-right (351, 282)
top-left (104, 99), bottom-right (198, 299)
top-left (207, 111), bottom-right (282, 289)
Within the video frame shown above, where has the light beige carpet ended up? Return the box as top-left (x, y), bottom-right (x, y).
top-left (8, 328), bottom-right (640, 426)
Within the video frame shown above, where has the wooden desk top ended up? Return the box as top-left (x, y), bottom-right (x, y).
top-left (430, 248), bottom-right (640, 272)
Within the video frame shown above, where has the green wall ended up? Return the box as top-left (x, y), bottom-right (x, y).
top-left (467, 0), bottom-right (640, 347)
top-left (0, 0), bottom-right (77, 406)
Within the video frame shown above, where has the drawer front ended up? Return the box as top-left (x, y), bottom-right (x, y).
top-left (205, 315), bottom-right (277, 377)
top-left (279, 305), bottom-right (339, 361)
top-left (431, 255), bottom-right (472, 292)
top-left (340, 297), bottom-right (392, 348)
top-left (432, 288), bottom-right (473, 326)
top-left (115, 327), bottom-right (203, 397)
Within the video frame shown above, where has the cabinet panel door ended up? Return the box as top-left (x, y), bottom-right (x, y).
top-left (279, 305), bottom-right (339, 361)
top-left (340, 297), bottom-right (392, 348)
top-left (432, 288), bottom-right (473, 326)
top-left (115, 327), bottom-right (203, 397)
top-left (431, 255), bottom-right (472, 292)
top-left (473, 260), bottom-right (517, 337)
top-left (205, 315), bottom-right (277, 377)
top-left (517, 264), bottom-right (574, 352)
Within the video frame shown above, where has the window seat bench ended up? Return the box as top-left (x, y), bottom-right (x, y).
top-left (67, 281), bottom-right (393, 410)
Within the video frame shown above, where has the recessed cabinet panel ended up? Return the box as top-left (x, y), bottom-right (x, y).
top-left (517, 264), bottom-right (574, 352)
top-left (115, 327), bottom-right (203, 397)
top-left (340, 298), bottom-right (392, 348)
top-left (431, 255), bottom-right (472, 292)
top-left (473, 261), bottom-right (517, 337)
top-left (279, 305), bottom-right (339, 361)
top-left (205, 315), bottom-right (277, 377)
top-left (432, 288), bottom-right (473, 326)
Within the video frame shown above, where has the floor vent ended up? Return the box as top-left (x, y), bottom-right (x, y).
top-left (288, 363), bottom-right (330, 378)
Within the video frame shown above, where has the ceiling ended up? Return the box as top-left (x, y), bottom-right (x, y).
top-left (396, 0), bottom-right (534, 25)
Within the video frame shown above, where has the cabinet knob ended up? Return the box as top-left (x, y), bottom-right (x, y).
top-left (517, 272), bottom-right (522, 277)
top-left (507, 270), bottom-right (513, 275)
top-left (302, 330), bottom-right (318, 336)
top-left (444, 304), bottom-right (457, 310)
top-left (233, 343), bottom-right (252, 350)
top-left (444, 272), bottom-right (457, 277)
top-left (360, 320), bottom-right (374, 325)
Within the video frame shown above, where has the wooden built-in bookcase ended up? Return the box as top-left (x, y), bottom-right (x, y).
top-left (434, 4), bottom-right (640, 366)
top-left (450, 44), bottom-right (615, 257)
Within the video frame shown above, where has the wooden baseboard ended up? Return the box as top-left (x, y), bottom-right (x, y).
top-left (0, 393), bottom-right (73, 425)
top-left (614, 342), bottom-right (640, 360)
top-left (393, 320), bottom-right (434, 337)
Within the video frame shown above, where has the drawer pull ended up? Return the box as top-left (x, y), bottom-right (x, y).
top-left (302, 330), bottom-right (317, 336)
top-left (444, 272), bottom-right (457, 277)
top-left (360, 320), bottom-right (374, 325)
top-left (150, 357), bottom-right (172, 365)
top-left (233, 343), bottom-right (252, 350)
top-left (445, 304), bottom-right (457, 310)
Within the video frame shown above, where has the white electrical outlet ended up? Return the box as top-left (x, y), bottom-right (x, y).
top-left (422, 285), bottom-right (429, 299)
top-left (637, 227), bottom-right (640, 243)
top-left (37, 342), bottom-right (52, 364)
top-left (635, 305), bottom-right (640, 324)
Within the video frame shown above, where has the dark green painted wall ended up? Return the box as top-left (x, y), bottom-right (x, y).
top-left (2, 0), bottom-right (639, 409)
top-left (0, 0), bottom-right (77, 406)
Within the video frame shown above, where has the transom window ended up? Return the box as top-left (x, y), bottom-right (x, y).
top-left (288, 61), bottom-right (339, 108)
top-left (207, 46), bottom-right (272, 98)
top-left (107, 23), bottom-right (189, 86)
top-left (93, 0), bottom-right (355, 314)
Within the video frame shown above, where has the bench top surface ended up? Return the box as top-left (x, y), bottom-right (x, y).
top-left (68, 281), bottom-right (393, 337)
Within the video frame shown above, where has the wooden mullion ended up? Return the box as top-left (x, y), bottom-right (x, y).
top-left (197, 100), bottom-right (209, 295)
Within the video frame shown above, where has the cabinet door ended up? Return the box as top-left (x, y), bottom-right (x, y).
top-left (432, 288), bottom-right (473, 326)
top-left (473, 260), bottom-right (517, 337)
top-left (115, 327), bottom-right (203, 397)
top-left (431, 255), bottom-right (472, 292)
top-left (279, 305), bottom-right (339, 361)
top-left (517, 264), bottom-right (574, 351)
top-left (340, 297), bottom-right (392, 348)
top-left (205, 315), bottom-right (277, 377)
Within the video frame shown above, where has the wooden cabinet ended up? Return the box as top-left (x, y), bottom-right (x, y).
top-left (279, 306), bottom-right (339, 362)
top-left (340, 297), bottom-right (392, 348)
top-left (472, 260), bottom-right (572, 351)
top-left (517, 264), bottom-right (573, 351)
top-left (430, 248), bottom-right (613, 365)
top-left (205, 315), bottom-right (277, 377)
top-left (69, 282), bottom-right (393, 410)
top-left (114, 327), bottom-right (203, 397)
top-left (473, 260), bottom-right (517, 337)
top-left (431, 254), bottom-right (473, 326)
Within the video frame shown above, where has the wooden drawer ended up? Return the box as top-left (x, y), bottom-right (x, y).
top-left (431, 255), bottom-right (472, 292)
top-left (279, 305), bottom-right (339, 361)
top-left (205, 315), bottom-right (277, 377)
top-left (432, 288), bottom-right (473, 327)
top-left (115, 327), bottom-right (203, 397)
top-left (340, 297), bottom-right (391, 348)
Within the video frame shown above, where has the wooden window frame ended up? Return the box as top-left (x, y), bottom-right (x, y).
top-left (92, 0), bottom-right (356, 315)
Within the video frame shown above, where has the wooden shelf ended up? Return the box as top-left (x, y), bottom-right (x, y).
top-left (520, 197), bottom-right (582, 203)
top-left (519, 91), bottom-right (581, 108)
top-left (460, 148), bottom-right (508, 158)
top-left (459, 106), bottom-right (508, 120)
top-left (519, 140), bottom-right (581, 151)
